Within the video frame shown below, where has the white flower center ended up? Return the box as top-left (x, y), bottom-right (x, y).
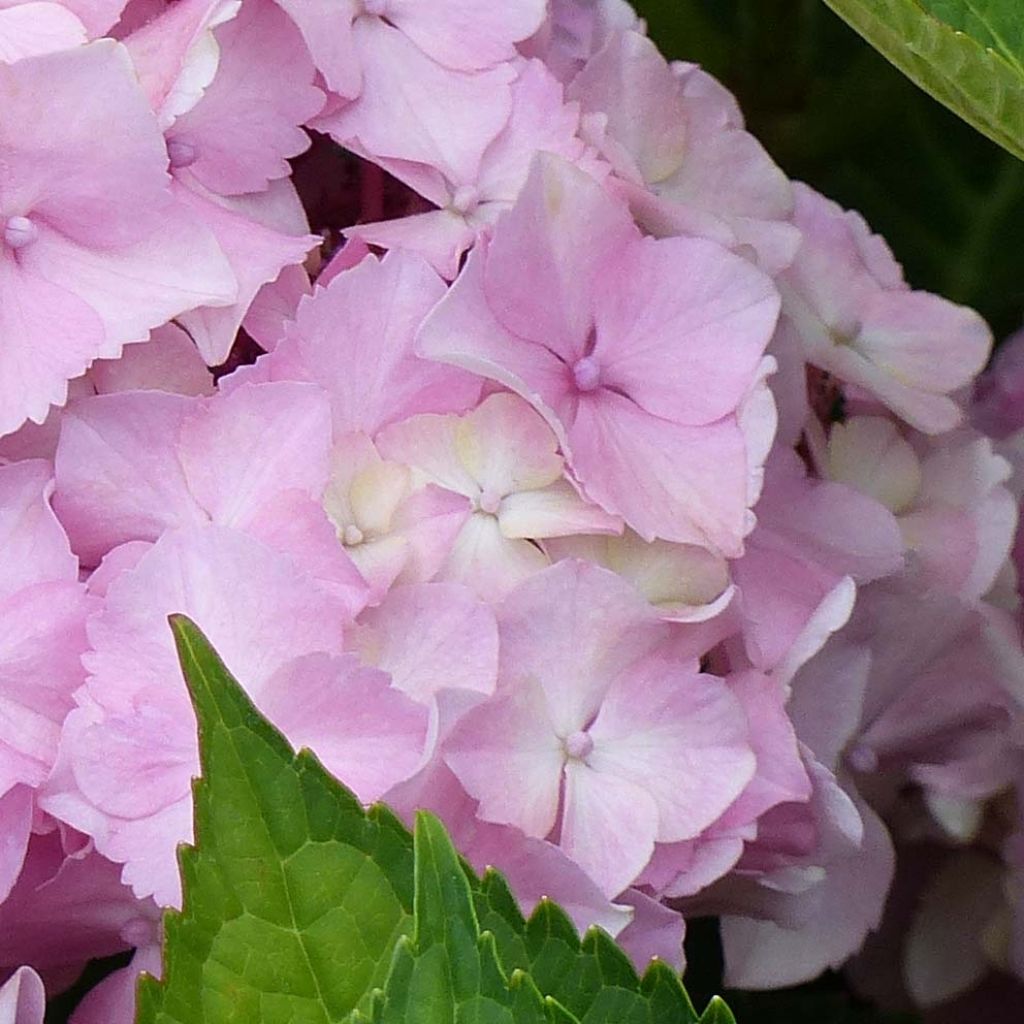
top-left (572, 356), bottom-right (601, 392)
top-left (563, 730), bottom-right (594, 761)
top-left (4, 215), bottom-right (36, 250)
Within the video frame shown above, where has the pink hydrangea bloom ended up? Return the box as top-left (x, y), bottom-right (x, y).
top-left (420, 154), bottom-right (780, 555)
top-left (0, 40), bottom-right (236, 437)
top-left (444, 560), bottom-right (757, 897)
top-left (569, 30), bottom-right (800, 274)
top-left (378, 392), bottom-right (621, 600)
top-left (777, 184), bottom-right (992, 434)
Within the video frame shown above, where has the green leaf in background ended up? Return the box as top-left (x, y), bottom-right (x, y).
top-left (819, 0), bottom-right (1024, 161)
top-left (137, 616), bottom-right (416, 1024)
top-left (141, 616), bottom-right (737, 1024)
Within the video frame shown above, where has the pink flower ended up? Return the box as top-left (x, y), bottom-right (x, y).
top-left (444, 560), bottom-right (756, 896)
top-left (349, 58), bottom-right (596, 279)
top-left (0, 461), bottom-right (92, 899)
top-left (0, 40), bottom-right (236, 437)
top-left (778, 184), bottom-right (992, 434)
top-left (419, 154), bottom-right (780, 555)
top-left (378, 392), bottom-right (620, 600)
top-left (54, 381), bottom-right (367, 612)
top-left (0, 967), bottom-right (43, 1024)
top-left (569, 31), bottom-right (800, 274)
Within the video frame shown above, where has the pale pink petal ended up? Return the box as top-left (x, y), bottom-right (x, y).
top-left (178, 381), bottom-right (331, 528)
top-left (0, 787), bottom-right (32, 904)
top-left (568, 30), bottom-right (688, 187)
top-left (592, 235), bottom-right (779, 425)
top-left (0, 582), bottom-right (92, 794)
top-left (69, 944), bottom-right (162, 1024)
top-left (376, 412), bottom-right (479, 498)
top-left (0, 260), bottom-right (104, 437)
top-left (568, 389), bottom-right (750, 552)
top-left (242, 264), bottom-right (310, 351)
top-left (89, 323), bottom-right (213, 397)
top-left (272, 0), bottom-right (360, 96)
top-left (0, 460), bottom-right (77, 598)
top-left (720, 797), bottom-right (894, 988)
top-left (275, 250), bottom-right (479, 435)
top-left (42, 525), bottom-right (349, 905)
top-left (463, 392), bottom-right (564, 495)
top-left (615, 889), bottom-right (686, 969)
top-left (416, 239), bottom-right (572, 425)
top-left (172, 181), bottom-right (316, 365)
top-left (167, 0), bottom-right (323, 194)
top-left (498, 480), bottom-right (622, 539)
top-left (347, 209), bottom-right (476, 281)
top-left (53, 392), bottom-right (203, 566)
top-left (0, 5), bottom-right (87, 62)
top-left (464, 821), bottom-right (634, 940)
top-left (387, 0), bottom-right (545, 71)
top-left (561, 761), bottom-right (658, 896)
top-left (477, 58), bottom-right (587, 202)
top-left (316, 18), bottom-right (514, 184)
top-left (351, 582), bottom-right (498, 703)
top-left (31, 212), bottom-right (236, 352)
top-left (483, 154), bottom-right (637, 357)
top-left (544, 532), bottom-right (730, 620)
top-left (589, 656), bottom-right (755, 842)
top-left (122, 0), bottom-right (238, 127)
top-left (257, 653), bottom-right (428, 802)
top-left (435, 514), bottom-right (544, 601)
top-left (0, 966), bottom-right (44, 1024)
top-left (444, 675), bottom-right (565, 837)
top-left (496, 560), bottom-right (671, 734)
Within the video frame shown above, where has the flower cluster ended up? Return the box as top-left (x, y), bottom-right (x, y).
top-left (1, 0), bottom-right (1022, 1019)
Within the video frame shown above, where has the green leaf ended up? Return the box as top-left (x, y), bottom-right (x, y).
top-left (138, 615), bottom-right (416, 1024)
top-left (140, 616), bottom-right (738, 1024)
top-left (472, 871), bottom-right (701, 1024)
top-left (365, 812), bottom-right (548, 1024)
top-left (820, 0), bottom-right (1024, 161)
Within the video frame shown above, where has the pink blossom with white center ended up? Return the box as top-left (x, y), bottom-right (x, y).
top-left (419, 154), bottom-right (781, 556)
top-left (349, 58), bottom-right (598, 279)
top-left (0, 461), bottom-right (93, 900)
top-left (568, 31), bottom-right (800, 274)
top-left (323, 433), bottom-right (470, 602)
top-left (0, 967), bottom-right (43, 1024)
top-left (778, 183), bottom-right (992, 434)
top-left (378, 392), bottom-right (621, 601)
top-left (443, 560), bottom-right (756, 897)
top-left (40, 525), bottom-right (354, 906)
top-left (0, 40), bottom-right (236, 438)
top-left (53, 381), bottom-right (368, 611)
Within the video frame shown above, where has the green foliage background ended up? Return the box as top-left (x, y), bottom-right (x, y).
top-left (637, 0), bottom-right (1024, 343)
